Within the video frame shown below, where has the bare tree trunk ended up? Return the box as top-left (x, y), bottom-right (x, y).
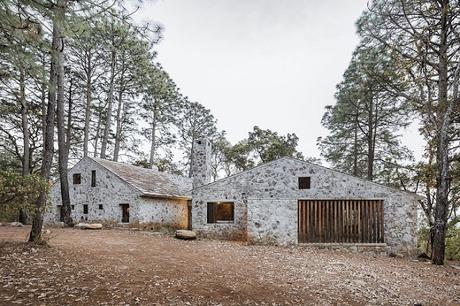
top-left (19, 66), bottom-right (29, 224)
top-left (352, 110), bottom-right (359, 177)
top-left (148, 100), bottom-right (158, 168)
top-left (432, 0), bottom-right (452, 265)
top-left (29, 2), bottom-right (63, 241)
top-left (367, 95), bottom-right (374, 181)
top-left (100, 32), bottom-right (117, 159)
top-left (113, 56), bottom-right (125, 162)
top-left (112, 90), bottom-right (123, 162)
top-left (83, 52), bottom-right (92, 157)
top-left (55, 0), bottom-right (72, 226)
top-left (41, 54), bottom-right (47, 139)
top-left (93, 99), bottom-right (103, 158)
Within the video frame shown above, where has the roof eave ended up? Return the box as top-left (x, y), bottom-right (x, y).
top-left (140, 193), bottom-right (192, 201)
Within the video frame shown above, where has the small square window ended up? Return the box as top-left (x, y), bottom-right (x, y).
top-left (83, 204), bottom-right (88, 214)
top-left (207, 202), bottom-right (234, 223)
top-left (73, 173), bottom-right (81, 184)
top-left (91, 170), bottom-right (96, 187)
top-left (99, 204), bottom-right (103, 210)
top-left (298, 177), bottom-right (311, 189)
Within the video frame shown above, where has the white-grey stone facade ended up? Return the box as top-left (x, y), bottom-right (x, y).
top-left (46, 157), bottom-right (191, 228)
top-left (191, 139), bottom-right (213, 189)
top-left (191, 157), bottom-right (419, 255)
top-left (48, 140), bottom-right (419, 255)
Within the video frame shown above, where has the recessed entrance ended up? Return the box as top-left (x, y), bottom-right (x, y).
top-left (298, 199), bottom-right (384, 243)
top-left (120, 204), bottom-right (130, 223)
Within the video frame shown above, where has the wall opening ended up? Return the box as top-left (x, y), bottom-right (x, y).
top-left (207, 202), bottom-right (234, 223)
top-left (120, 204), bottom-right (130, 223)
top-left (91, 170), bottom-right (96, 187)
top-left (298, 177), bottom-right (311, 189)
top-left (73, 173), bottom-right (81, 184)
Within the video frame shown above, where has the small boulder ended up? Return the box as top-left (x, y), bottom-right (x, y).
top-left (175, 230), bottom-right (197, 240)
top-left (75, 223), bottom-right (103, 230)
top-left (417, 252), bottom-right (431, 261)
top-left (10, 222), bottom-right (24, 227)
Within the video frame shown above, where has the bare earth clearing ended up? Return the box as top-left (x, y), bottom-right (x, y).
top-left (0, 227), bottom-right (459, 305)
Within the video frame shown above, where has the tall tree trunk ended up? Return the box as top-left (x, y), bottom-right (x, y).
top-left (29, 2), bottom-right (63, 241)
top-left (432, 0), bottom-right (453, 265)
top-left (55, 0), bottom-right (72, 226)
top-left (100, 32), bottom-right (117, 159)
top-left (148, 100), bottom-right (158, 168)
top-left (93, 99), bottom-right (103, 158)
top-left (41, 54), bottom-right (47, 139)
top-left (112, 88), bottom-right (124, 162)
top-left (352, 110), bottom-right (359, 177)
top-left (367, 94), bottom-right (374, 181)
top-left (113, 55), bottom-right (125, 162)
top-left (19, 66), bottom-right (29, 224)
top-left (83, 51), bottom-right (92, 157)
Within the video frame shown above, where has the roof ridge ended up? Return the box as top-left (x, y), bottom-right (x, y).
top-left (193, 156), bottom-right (420, 199)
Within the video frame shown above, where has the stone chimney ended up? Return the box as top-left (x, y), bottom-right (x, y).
top-left (191, 138), bottom-right (212, 189)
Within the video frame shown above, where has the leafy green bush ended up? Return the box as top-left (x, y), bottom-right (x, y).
top-left (0, 171), bottom-right (49, 222)
top-left (445, 227), bottom-right (460, 261)
top-left (417, 226), bottom-right (460, 261)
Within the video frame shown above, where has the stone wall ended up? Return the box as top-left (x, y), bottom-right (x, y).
top-left (45, 158), bottom-right (141, 224)
top-left (45, 157), bottom-right (189, 228)
top-left (191, 139), bottom-right (212, 189)
top-left (137, 197), bottom-right (189, 228)
top-left (192, 157), bottom-right (419, 254)
top-left (246, 199), bottom-right (297, 245)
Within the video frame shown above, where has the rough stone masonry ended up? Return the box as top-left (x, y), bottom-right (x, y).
top-left (191, 139), bottom-right (418, 255)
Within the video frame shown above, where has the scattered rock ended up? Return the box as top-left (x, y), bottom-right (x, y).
top-left (388, 252), bottom-right (403, 258)
top-left (417, 253), bottom-right (431, 260)
top-left (10, 222), bottom-right (24, 227)
top-left (175, 230), bottom-right (196, 240)
top-left (75, 223), bottom-right (103, 230)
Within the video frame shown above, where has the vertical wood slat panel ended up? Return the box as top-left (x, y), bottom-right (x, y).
top-left (380, 200), bottom-right (385, 243)
top-left (312, 201), bottom-right (316, 242)
top-left (298, 200), bottom-right (384, 244)
top-left (352, 200), bottom-right (356, 242)
top-left (298, 201), bottom-right (302, 243)
top-left (375, 201), bottom-right (380, 244)
top-left (341, 200), bottom-right (344, 243)
top-left (334, 200), bottom-right (337, 242)
top-left (370, 200), bottom-right (374, 243)
top-left (358, 200), bottom-right (362, 243)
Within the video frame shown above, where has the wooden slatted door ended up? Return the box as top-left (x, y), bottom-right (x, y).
top-left (298, 200), bottom-right (384, 243)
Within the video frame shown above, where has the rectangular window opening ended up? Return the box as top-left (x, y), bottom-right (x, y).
top-left (207, 202), bottom-right (234, 223)
top-left (73, 173), bottom-right (81, 185)
top-left (71, 205), bottom-right (74, 210)
top-left (298, 177), bottom-right (311, 189)
top-left (99, 204), bottom-right (103, 210)
top-left (83, 204), bottom-right (88, 214)
top-left (91, 170), bottom-right (96, 187)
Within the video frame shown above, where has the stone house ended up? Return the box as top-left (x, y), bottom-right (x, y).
top-left (48, 139), bottom-right (419, 254)
top-left (190, 139), bottom-right (419, 255)
top-left (45, 157), bottom-right (192, 228)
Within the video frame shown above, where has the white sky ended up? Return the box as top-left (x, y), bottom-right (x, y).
top-left (134, 0), bottom-right (424, 161)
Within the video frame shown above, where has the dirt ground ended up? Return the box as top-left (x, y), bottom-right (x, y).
top-left (0, 227), bottom-right (459, 305)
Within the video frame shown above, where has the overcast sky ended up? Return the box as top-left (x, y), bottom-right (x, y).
top-left (134, 0), bottom-right (424, 161)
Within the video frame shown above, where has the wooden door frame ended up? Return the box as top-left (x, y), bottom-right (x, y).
top-left (120, 203), bottom-right (130, 223)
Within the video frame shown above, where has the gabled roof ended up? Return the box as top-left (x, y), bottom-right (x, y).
top-left (194, 156), bottom-right (421, 199)
top-left (90, 157), bottom-right (192, 200)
